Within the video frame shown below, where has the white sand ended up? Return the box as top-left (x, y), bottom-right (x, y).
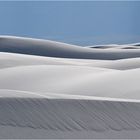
top-left (1, 36), bottom-right (140, 60)
top-left (1, 36), bottom-right (140, 138)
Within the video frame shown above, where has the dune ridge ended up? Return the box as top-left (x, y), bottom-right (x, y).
top-left (1, 36), bottom-right (140, 60)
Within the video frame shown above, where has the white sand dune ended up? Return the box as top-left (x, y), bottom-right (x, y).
top-left (2, 52), bottom-right (140, 70)
top-left (0, 65), bottom-right (115, 95)
top-left (1, 36), bottom-right (140, 60)
top-left (126, 43), bottom-right (140, 46)
top-left (87, 44), bottom-right (140, 49)
top-left (0, 52), bottom-right (88, 69)
top-left (87, 57), bottom-right (140, 70)
top-left (0, 65), bottom-right (139, 100)
top-left (1, 98), bottom-right (140, 139)
top-left (1, 36), bottom-right (140, 138)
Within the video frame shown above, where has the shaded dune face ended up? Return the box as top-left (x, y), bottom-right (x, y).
top-left (0, 98), bottom-right (140, 132)
top-left (1, 36), bottom-right (140, 60)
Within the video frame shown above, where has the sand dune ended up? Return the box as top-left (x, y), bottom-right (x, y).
top-left (2, 52), bottom-right (140, 70)
top-left (0, 64), bottom-right (139, 100)
top-left (87, 44), bottom-right (140, 49)
top-left (0, 98), bottom-right (140, 139)
top-left (87, 57), bottom-right (140, 70)
top-left (0, 52), bottom-right (87, 69)
top-left (0, 65), bottom-right (115, 94)
top-left (1, 36), bottom-right (140, 60)
top-left (1, 36), bottom-right (140, 138)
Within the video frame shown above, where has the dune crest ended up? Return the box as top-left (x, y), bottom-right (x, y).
top-left (1, 36), bottom-right (140, 60)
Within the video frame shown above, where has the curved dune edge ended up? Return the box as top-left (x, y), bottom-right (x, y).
top-left (1, 89), bottom-right (140, 102)
top-left (86, 43), bottom-right (140, 49)
top-left (1, 36), bottom-right (140, 60)
top-left (2, 52), bottom-right (140, 70)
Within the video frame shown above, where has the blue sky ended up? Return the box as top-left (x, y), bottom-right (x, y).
top-left (0, 1), bottom-right (140, 45)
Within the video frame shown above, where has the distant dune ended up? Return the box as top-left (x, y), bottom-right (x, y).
top-left (1, 36), bottom-right (140, 138)
top-left (1, 36), bottom-right (140, 60)
top-left (87, 44), bottom-right (140, 49)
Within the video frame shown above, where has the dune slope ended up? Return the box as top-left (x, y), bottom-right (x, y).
top-left (1, 36), bottom-right (140, 60)
top-left (0, 98), bottom-right (140, 139)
